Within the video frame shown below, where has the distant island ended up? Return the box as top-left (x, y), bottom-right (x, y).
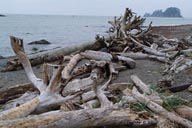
top-left (144, 7), bottom-right (183, 18)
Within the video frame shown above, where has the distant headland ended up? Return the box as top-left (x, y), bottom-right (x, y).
top-left (144, 7), bottom-right (183, 18)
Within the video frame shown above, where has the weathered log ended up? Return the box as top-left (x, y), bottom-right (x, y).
top-left (92, 76), bottom-right (113, 107)
top-left (168, 49), bottom-right (192, 57)
top-left (0, 36), bottom-right (80, 117)
top-left (164, 55), bottom-right (192, 74)
top-left (10, 36), bottom-right (46, 92)
top-left (131, 75), bottom-right (192, 121)
top-left (81, 50), bottom-right (136, 68)
top-left (72, 60), bottom-right (108, 77)
top-left (130, 75), bottom-right (150, 94)
top-left (132, 87), bottom-right (192, 128)
top-left (0, 97), bottom-right (40, 120)
top-left (0, 107), bottom-right (157, 128)
top-left (61, 54), bottom-right (82, 80)
top-left (0, 83), bottom-right (36, 104)
top-left (159, 41), bottom-right (187, 52)
top-left (1, 91), bottom-right (38, 111)
top-left (62, 77), bottom-right (95, 96)
top-left (175, 58), bottom-right (192, 73)
top-left (2, 36), bottom-right (109, 71)
top-left (42, 63), bottom-right (50, 85)
top-left (130, 36), bottom-right (166, 57)
top-left (174, 106), bottom-right (192, 121)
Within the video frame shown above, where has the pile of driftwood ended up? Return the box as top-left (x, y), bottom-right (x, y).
top-left (0, 8), bottom-right (192, 128)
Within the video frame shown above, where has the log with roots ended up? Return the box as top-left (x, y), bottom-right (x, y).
top-left (108, 8), bottom-right (146, 38)
top-left (0, 36), bottom-right (79, 120)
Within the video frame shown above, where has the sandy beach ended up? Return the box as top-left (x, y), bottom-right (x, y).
top-left (0, 25), bottom-right (192, 101)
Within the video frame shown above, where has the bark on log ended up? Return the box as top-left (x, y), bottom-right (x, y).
top-left (0, 107), bottom-right (157, 128)
top-left (0, 83), bottom-right (36, 104)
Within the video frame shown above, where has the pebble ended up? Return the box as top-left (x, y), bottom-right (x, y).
top-left (188, 85), bottom-right (192, 92)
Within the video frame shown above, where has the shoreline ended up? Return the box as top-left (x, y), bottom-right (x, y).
top-left (0, 24), bottom-right (192, 101)
top-left (1, 24), bottom-right (192, 59)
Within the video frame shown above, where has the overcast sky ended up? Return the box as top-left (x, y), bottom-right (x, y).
top-left (0, 0), bottom-right (191, 17)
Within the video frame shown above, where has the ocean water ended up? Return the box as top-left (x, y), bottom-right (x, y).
top-left (0, 15), bottom-right (192, 57)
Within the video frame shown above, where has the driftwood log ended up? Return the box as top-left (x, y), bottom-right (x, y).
top-left (0, 35), bottom-right (158, 127)
top-left (0, 107), bottom-right (157, 128)
top-left (2, 36), bottom-right (111, 72)
top-left (131, 75), bottom-right (192, 121)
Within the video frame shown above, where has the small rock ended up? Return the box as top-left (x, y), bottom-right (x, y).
top-left (188, 85), bottom-right (192, 92)
top-left (28, 39), bottom-right (51, 45)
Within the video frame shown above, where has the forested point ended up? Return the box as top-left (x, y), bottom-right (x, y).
top-left (144, 7), bottom-right (183, 18)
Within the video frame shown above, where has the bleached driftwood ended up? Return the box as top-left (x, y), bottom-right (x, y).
top-left (130, 36), bottom-right (166, 57)
top-left (118, 52), bottom-right (167, 62)
top-left (0, 83), bottom-right (36, 104)
top-left (3, 35), bottom-right (110, 71)
top-left (0, 36), bottom-right (80, 120)
top-left (131, 75), bottom-right (192, 121)
top-left (61, 54), bottom-right (83, 80)
top-left (0, 107), bottom-right (157, 128)
top-left (81, 50), bottom-right (136, 68)
top-left (132, 87), bottom-right (192, 128)
top-left (62, 68), bottom-right (104, 96)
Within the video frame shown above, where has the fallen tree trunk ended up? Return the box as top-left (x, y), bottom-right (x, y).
top-left (0, 107), bottom-right (157, 128)
top-left (0, 83), bottom-right (36, 104)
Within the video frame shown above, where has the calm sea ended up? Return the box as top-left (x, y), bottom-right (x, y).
top-left (0, 15), bottom-right (192, 57)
